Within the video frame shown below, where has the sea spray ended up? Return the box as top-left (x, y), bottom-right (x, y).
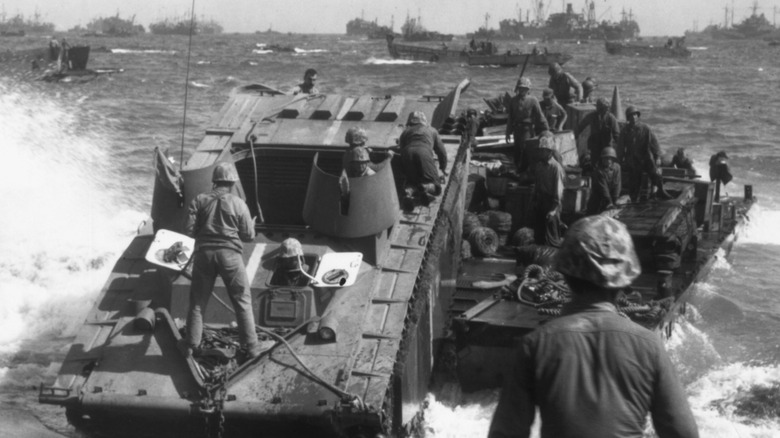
top-left (0, 80), bottom-right (144, 373)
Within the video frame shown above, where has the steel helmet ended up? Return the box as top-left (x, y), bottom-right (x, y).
top-left (582, 77), bottom-right (597, 91)
top-left (548, 62), bottom-right (562, 75)
top-left (516, 77), bottom-right (532, 90)
top-left (601, 147), bottom-right (617, 159)
top-left (625, 105), bottom-right (641, 118)
top-left (212, 162), bottom-right (239, 183)
top-left (407, 110), bottom-right (428, 126)
top-left (347, 146), bottom-right (371, 163)
top-left (511, 227), bottom-right (535, 247)
top-left (542, 88), bottom-right (554, 98)
top-left (538, 130), bottom-right (555, 150)
top-left (345, 127), bottom-right (368, 146)
top-left (554, 215), bottom-right (641, 288)
top-left (595, 97), bottom-right (610, 110)
top-left (280, 238), bottom-right (304, 258)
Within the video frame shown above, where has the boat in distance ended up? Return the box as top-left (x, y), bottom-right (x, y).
top-left (39, 79), bottom-right (474, 437)
top-left (605, 37), bottom-right (692, 58)
top-left (386, 34), bottom-right (572, 67)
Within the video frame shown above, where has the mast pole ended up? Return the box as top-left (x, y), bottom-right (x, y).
top-left (178, 0), bottom-right (196, 170)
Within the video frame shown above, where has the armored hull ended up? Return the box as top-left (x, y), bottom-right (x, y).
top-left (40, 81), bottom-right (473, 437)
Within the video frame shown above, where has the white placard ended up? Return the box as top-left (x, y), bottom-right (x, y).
top-left (312, 252), bottom-right (363, 287)
top-left (145, 229), bottom-right (195, 271)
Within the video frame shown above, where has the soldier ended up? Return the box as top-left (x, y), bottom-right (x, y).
top-left (586, 146), bottom-right (622, 214)
top-left (547, 62), bottom-right (582, 106)
top-left (531, 135), bottom-right (564, 247)
top-left (505, 77), bottom-right (549, 172)
top-left (291, 68), bottom-right (319, 95)
top-left (276, 238), bottom-right (310, 286)
top-left (341, 127), bottom-right (369, 169)
top-left (672, 147), bottom-right (695, 175)
top-left (489, 215), bottom-right (699, 438)
top-left (399, 111), bottom-right (448, 205)
top-left (343, 146), bottom-right (375, 178)
top-left (181, 162), bottom-right (261, 362)
top-left (581, 76), bottom-right (597, 102)
top-left (579, 97), bottom-right (620, 164)
top-left (620, 106), bottom-right (672, 201)
top-left (539, 88), bottom-right (567, 132)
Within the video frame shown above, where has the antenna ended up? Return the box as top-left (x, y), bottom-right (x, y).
top-left (178, 0), bottom-right (197, 169)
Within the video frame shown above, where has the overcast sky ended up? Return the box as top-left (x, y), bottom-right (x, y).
top-left (1, 0), bottom-right (774, 36)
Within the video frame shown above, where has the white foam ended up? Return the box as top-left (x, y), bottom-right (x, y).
top-left (364, 57), bottom-right (429, 65)
top-left (0, 80), bottom-right (144, 355)
top-left (110, 49), bottom-right (177, 55)
top-left (738, 205), bottom-right (780, 245)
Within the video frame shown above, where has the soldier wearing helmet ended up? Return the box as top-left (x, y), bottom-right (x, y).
top-left (490, 215), bottom-right (699, 438)
top-left (539, 88), bottom-right (567, 132)
top-left (183, 161), bottom-right (262, 362)
top-left (547, 62), bottom-right (583, 105)
top-left (530, 131), bottom-right (565, 247)
top-left (343, 146), bottom-right (375, 178)
top-left (505, 76), bottom-right (549, 172)
top-left (581, 76), bottom-right (597, 102)
top-left (619, 105), bottom-right (673, 201)
top-left (276, 238), bottom-right (310, 286)
top-left (341, 127), bottom-right (373, 170)
top-left (586, 146), bottom-right (622, 214)
top-left (399, 110), bottom-right (448, 207)
top-left (578, 96), bottom-right (620, 166)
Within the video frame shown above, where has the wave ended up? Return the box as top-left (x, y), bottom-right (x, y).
top-left (0, 80), bottom-right (144, 358)
top-left (110, 48), bottom-right (177, 55)
top-left (363, 57), bottom-right (430, 65)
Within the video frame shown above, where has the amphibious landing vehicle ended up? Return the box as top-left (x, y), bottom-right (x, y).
top-left (40, 80), bottom-right (473, 437)
top-left (448, 92), bottom-right (755, 391)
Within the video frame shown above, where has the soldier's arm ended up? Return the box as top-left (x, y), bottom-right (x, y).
top-left (533, 99), bottom-right (550, 132)
top-left (184, 197), bottom-right (199, 238)
top-left (432, 130), bottom-right (448, 172)
top-left (568, 73), bottom-right (583, 102)
top-left (237, 200), bottom-right (256, 242)
top-left (488, 340), bottom-right (536, 438)
top-left (650, 347), bottom-right (700, 438)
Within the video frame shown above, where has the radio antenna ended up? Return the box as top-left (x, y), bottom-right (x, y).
top-left (178, 0), bottom-right (197, 170)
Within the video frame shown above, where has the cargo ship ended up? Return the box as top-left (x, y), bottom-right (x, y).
top-left (469, 1), bottom-right (640, 41)
top-left (39, 80), bottom-right (473, 437)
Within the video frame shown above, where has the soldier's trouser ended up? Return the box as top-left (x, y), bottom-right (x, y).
top-left (512, 125), bottom-right (534, 172)
top-left (187, 248), bottom-right (258, 350)
top-left (629, 158), bottom-right (665, 201)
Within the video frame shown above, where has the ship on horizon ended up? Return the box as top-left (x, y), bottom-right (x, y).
top-left (469, 1), bottom-right (639, 41)
top-left (685, 1), bottom-right (779, 40)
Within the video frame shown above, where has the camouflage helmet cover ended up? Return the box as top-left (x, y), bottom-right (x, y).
top-left (554, 215), bottom-right (641, 288)
top-left (346, 146), bottom-right (371, 163)
top-left (345, 127), bottom-right (368, 145)
top-left (516, 77), bottom-right (532, 90)
top-left (538, 131), bottom-right (555, 150)
top-left (212, 161), bottom-right (239, 183)
top-left (280, 238), bottom-right (304, 258)
top-left (407, 110), bottom-right (428, 126)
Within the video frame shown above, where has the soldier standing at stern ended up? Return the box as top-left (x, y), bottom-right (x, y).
top-left (181, 162), bottom-right (261, 362)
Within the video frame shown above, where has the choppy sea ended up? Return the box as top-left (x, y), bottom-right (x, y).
top-left (1, 32), bottom-right (779, 437)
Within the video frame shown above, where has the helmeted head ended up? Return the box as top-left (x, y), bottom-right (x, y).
top-left (280, 238), bottom-right (304, 258)
top-left (212, 162), bottom-right (239, 183)
top-left (547, 62), bottom-right (563, 76)
top-left (601, 147), bottom-right (617, 160)
top-left (538, 130), bottom-right (555, 150)
top-left (542, 88), bottom-right (554, 100)
top-left (596, 97), bottom-right (610, 112)
top-left (466, 107), bottom-right (477, 117)
top-left (582, 77), bottom-right (597, 94)
top-left (345, 127), bottom-right (368, 146)
top-left (511, 227), bottom-right (535, 247)
top-left (554, 215), bottom-right (641, 289)
top-left (407, 111), bottom-right (428, 126)
top-left (347, 146), bottom-right (370, 163)
top-left (515, 77), bottom-right (532, 92)
top-left (625, 105), bottom-right (641, 119)
top-left (676, 147), bottom-right (686, 157)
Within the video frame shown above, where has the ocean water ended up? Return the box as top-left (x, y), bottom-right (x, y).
top-left (1, 33), bottom-right (779, 437)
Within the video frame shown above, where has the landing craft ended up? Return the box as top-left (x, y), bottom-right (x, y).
top-left (39, 80), bottom-right (472, 437)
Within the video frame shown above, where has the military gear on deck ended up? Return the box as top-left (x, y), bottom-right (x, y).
top-left (212, 161), bottom-right (240, 183)
top-left (554, 215), bottom-right (641, 288)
